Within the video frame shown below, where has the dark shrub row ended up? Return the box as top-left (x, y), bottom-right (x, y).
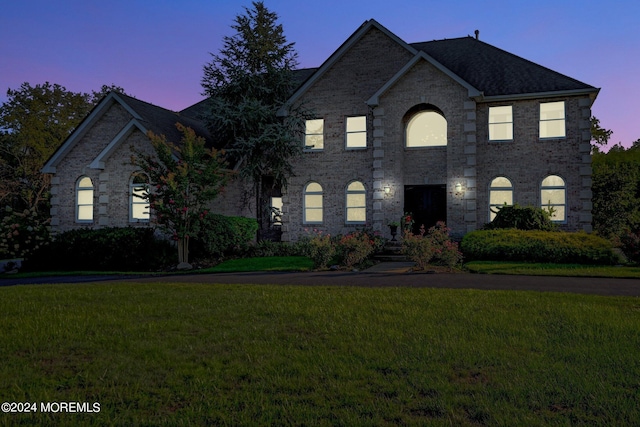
top-left (25, 227), bottom-right (175, 272)
top-left (486, 205), bottom-right (556, 231)
top-left (461, 229), bottom-right (620, 265)
top-left (191, 214), bottom-right (259, 259)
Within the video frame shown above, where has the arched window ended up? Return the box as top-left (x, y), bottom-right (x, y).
top-left (405, 110), bottom-right (447, 147)
top-left (130, 172), bottom-right (150, 222)
top-left (346, 181), bottom-right (366, 224)
top-left (303, 182), bottom-right (323, 224)
top-left (76, 176), bottom-right (94, 222)
top-left (541, 175), bottom-right (566, 222)
top-left (489, 177), bottom-right (514, 221)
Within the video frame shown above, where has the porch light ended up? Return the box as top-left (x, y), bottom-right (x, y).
top-left (455, 182), bottom-right (463, 195)
top-left (384, 185), bottom-right (391, 194)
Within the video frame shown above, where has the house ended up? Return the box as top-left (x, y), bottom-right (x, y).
top-left (43, 19), bottom-right (598, 241)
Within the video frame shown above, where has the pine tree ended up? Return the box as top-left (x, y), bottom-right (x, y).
top-left (201, 1), bottom-right (309, 239)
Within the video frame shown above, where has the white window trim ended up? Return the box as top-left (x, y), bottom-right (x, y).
top-left (304, 119), bottom-right (324, 151)
top-left (345, 181), bottom-right (367, 224)
top-left (539, 101), bottom-right (566, 139)
top-left (488, 106), bottom-right (513, 142)
top-left (130, 173), bottom-right (150, 223)
top-left (488, 177), bottom-right (514, 222)
top-left (540, 175), bottom-right (567, 223)
top-left (345, 116), bottom-right (367, 149)
top-left (303, 182), bottom-right (323, 224)
top-left (76, 176), bottom-right (94, 223)
top-left (405, 110), bottom-right (448, 148)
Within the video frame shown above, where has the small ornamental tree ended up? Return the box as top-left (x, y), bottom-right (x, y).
top-left (131, 124), bottom-right (228, 268)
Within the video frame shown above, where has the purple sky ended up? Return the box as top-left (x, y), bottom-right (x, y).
top-left (2, 0), bottom-right (639, 149)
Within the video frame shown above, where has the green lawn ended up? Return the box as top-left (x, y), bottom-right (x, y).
top-left (199, 256), bottom-right (313, 273)
top-left (1, 282), bottom-right (639, 425)
top-left (465, 260), bottom-right (640, 278)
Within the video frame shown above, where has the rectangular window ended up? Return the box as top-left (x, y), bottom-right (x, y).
top-left (270, 196), bottom-right (283, 225)
top-left (540, 101), bottom-right (565, 138)
top-left (346, 116), bottom-right (367, 148)
top-left (489, 106), bottom-right (513, 141)
top-left (131, 185), bottom-right (149, 221)
top-left (304, 119), bottom-right (324, 150)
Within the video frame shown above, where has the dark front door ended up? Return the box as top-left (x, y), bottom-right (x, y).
top-left (404, 185), bottom-right (447, 234)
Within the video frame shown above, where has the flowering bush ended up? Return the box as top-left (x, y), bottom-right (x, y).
top-left (402, 212), bottom-right (414, 232)
top-left (298, 229), bottom-right (335, 269)
top-left (402, 222), bottom-right (462, 269)
top-left (0, 206), bottom-right (50, 260)
top-left (338, 230), bottom-right (376, 268)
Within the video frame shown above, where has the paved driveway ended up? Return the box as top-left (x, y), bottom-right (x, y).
top-left (3, 267), bottom-right (639, 297)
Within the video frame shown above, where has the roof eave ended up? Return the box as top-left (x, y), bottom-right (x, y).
top-left (474, 87), bottom-right (600, 104)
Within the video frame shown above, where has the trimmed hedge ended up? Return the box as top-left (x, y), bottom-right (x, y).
top-left (25, 227), bottom-right (175, 272)
top-left (461, 229), bottom-right (619, 265)
top-left (191, 214), bottom-right (258, 258)
top-left (486, 204), bottom-right (556, 231)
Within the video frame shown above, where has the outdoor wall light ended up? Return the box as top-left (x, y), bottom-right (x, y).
top-left (384, 185), bottom-right (391, 194)
top-left (455, 182), bottom-right (463, 196)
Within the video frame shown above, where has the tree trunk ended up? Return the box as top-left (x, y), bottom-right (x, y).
top-left (177, 236), bottom-right (192, 270)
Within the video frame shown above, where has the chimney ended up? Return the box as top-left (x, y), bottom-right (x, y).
top-left (474, 29), bottom-right (479, 40)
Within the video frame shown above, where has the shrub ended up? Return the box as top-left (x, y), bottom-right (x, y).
top-left (461, 229), bottom-right (619, 265)
top-left (402, 222), bottom-right (463, 269)
top-left (298, 229), bottom-right (335, 269)
top-left (486, 204), bottom-right (556, 231)
top-left (25, 227), bottom-right (175, 272)
top-left (192, 214), bottom-right (258, 258)
top-left (338, 230), bottom-right (376, 268)
top-left (0, 206), bottom-right (50, 260)
top-left (619, 230), bottom-right (640, 264)
top-left (245, 240), bottom-right (300, 258)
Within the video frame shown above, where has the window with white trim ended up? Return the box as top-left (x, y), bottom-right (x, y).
top-left (346, 181), bottom-right (366, 224)
top-left (130, 172), bottom-right (150, 222)
top-left (489, 176), bottom-right (514, 221)
top-left (541, 175), bottom-right (566, 222)
top-left (406, 111), bottom-right (447, 147)
top-left (539, 101), bottom-right (565, 138)
top-left (270, 196), bottom-right (283, 225)
top-left (76, 176), bottom-right (94, 222)
top-left (303, 182), bottom-right (323, 223)
top-left (489, 106), bottom-right (513, 141)
top-left (346, 116), bottom-right (366, 148)
top-left (304, 119), bottom-right (324, 150)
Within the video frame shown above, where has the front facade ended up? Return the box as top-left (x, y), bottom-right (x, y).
top-left (279, 20), bottom-right (597, 241)
top-left (43, 20), bottom-right (598, 241)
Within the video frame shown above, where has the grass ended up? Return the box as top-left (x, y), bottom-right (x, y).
top-left (1, 282), bottom-right (639, 425)
top-left (465, 260), bottom-right (640, 278)
top-left (198, 256), bottom-right (313, 273)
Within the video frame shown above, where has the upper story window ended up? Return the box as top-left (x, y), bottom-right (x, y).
top-left (345, 181), bottom-right (366, 224)
top-left (303, 182), bottom-right (323, 224)
top-left (489, 176), bottom-right (513, 221)
top-left (345, 116), bottom-right (367, 148)
top-left (541, 175), bottom-right (566, 222)
top-left (76, 176), bottom-right (94, 222)
top-left (539, 101), bottom-right (565, 139)
top-left (130, 172), bottom-right (150, 222)
top-left (304, 119), bottom-right (324, 150)
top-left (405, 110), bottom-right (447, 147)
top-left (489, 106), bottom-right (513, 141)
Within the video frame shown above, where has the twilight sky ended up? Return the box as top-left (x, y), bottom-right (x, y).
top-left (2, 0), bottom-right (639, 149)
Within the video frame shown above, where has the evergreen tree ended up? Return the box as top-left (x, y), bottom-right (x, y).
top-left (201, 1), bottom-right (309, 239)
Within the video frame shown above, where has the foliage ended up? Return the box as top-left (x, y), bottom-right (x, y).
top-left (0, 206), bottom-right (50, 260)
top-left (485, 204), bottom-right (557, 231)
top-left (298, 229), bottom-right (335, 269)
top-left (590, 116), bottom-right (613, 149)
top-left (131, 124), bottom-right (229, 266)
top-left (402, 222), bottom-right (463, 269)
top-left (0, 82), bottom-right (125, 213)
top-left (338, 230), bottom-right (377, 268)
top-left (619, 229), bottom-right (640, 264)
top-left (191, 214), bottom-right (258, 259)
top-left (24, 227), bottom-right (174, 272)
top-left (202, 256), bottom-right (313, 273)
top-left (401, 212), bottom-right (414, 232)
top-left (201, 1), bottom-right (310, 234)
top-left (591, 145), bottom-right (640, 239)
top-left (461, 229), bottom-right (619, 265)
top-left (244, 240), bottom-right (301, 258)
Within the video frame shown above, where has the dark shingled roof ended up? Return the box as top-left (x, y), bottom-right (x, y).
top-left (117, 93), bottom-right (213, 145)
top-left (410, 37), bottom-right (596, 97)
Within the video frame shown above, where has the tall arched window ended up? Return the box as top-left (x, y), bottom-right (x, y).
top-left (130, 172), bottom-right (150, 222)
top-left (303, 182), bottom-right (323, 224)
top-left (76, 176), bottom-right (94, 222)
top-left (541, 175), bottom-right (566, 222)
top-left (489, 177), bottom-right (514, 221)
top-left (346, 181), bottom-right (366, 224)
top-left (405, 109), bottom-right (447, 147)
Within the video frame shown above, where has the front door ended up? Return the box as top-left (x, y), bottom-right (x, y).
top-left (404, 185), bottom-right (447, 234)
